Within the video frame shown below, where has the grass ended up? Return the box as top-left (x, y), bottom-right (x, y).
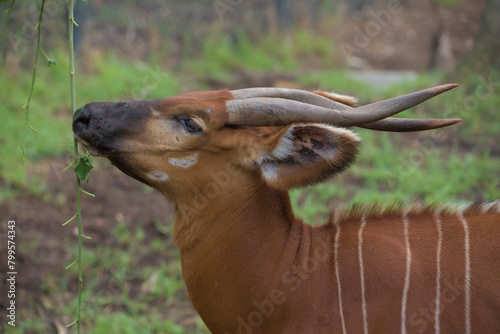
top-left (182, 28), bottom-right (341, 88)
top-left (0, 28), bottom-right (335, 195)
top-left (91, 312), bottom-right (185, 334)
top-left (436, 0), bottom-right (464, 7)
top-left (6, 219), bottom-right (208, 334)
top-left (291, 69), bottom-right (500, 223)
top-left (182, 29), bottom-right (297, 87)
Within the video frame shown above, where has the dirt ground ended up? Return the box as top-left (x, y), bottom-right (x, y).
top-left (0, 157), bottom-right (191, 331)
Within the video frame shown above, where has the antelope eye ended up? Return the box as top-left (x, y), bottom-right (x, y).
top-left (181, 118), bottom-right (203, 134)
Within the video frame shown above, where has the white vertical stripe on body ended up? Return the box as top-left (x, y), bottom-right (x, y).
top-left (401, 212), bottom-right (412, 334)
top-left (358, 215), bottom-right (368, 334)
top-left (458, 213), bottom-right (471, 334)
top-left (334, 222), bottom-right (347, 334)
top-left (434, 211), bottom-right (443, 334)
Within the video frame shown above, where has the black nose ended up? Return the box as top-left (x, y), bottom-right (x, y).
top-left (72, 106), bottom-right (91, 134)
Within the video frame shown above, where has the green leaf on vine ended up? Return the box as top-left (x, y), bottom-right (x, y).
top-left (74, 156), bottom-right (94, 183)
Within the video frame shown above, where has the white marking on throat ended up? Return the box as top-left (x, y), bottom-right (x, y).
top-left (260, 163), bottom-right (278, 181)
top-left (147, 170), bottom-right (169, 181)
top-left (169, 154), bottom-right (198, 168)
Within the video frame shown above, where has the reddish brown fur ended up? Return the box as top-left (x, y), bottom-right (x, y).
top-left (73, 89), bottom-right (500, 334)
top-left (157, 89), bottom-right (233, 128)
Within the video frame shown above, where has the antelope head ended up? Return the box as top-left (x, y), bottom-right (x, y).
top-left (72, 85), bottom-right (460, 203)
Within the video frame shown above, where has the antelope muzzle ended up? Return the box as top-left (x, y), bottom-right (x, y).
top-left (72, 100), bottom-right (156, 156)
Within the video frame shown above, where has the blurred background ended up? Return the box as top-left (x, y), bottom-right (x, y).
top-left (0, 0), bottom-right (499, 332)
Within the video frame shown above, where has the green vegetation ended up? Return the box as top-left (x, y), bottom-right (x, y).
top-left (0, 52), bottom-right (180, 200)
top-left (5, 222), bottom-right (208, 333)
top-left (436, 0), bottom-right (464, 7)
top-left (291, 69), bottom-right (500, 222)
top-left (91, 313), bottom-right (185, 334)
top-left (184, 30), bottom-right (296, 86)
top-left (2, 27), bottom-right (499, 223)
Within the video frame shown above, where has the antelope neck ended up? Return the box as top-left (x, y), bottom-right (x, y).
top-left (171, 182), bottom-right (307, 332)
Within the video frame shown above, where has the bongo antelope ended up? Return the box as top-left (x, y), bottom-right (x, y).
top-left (73, 84), bottom-right (500, 333)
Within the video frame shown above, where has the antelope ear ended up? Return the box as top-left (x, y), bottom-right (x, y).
top-left (257, 124), bottom-right (360, 190)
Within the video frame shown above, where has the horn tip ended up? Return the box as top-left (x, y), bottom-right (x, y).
top-left (434, 117), bottom-right (462, 129)
top-left (435, 83), bottom-right (459, 93)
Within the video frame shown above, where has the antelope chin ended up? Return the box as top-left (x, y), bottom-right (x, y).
top-left (74, 136), bottom-right (104, 157)
top-left (84, 145), bottom-right (100, 157)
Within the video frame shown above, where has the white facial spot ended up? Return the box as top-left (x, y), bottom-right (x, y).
top-left (147, 171), bottom-right (169, 181)
top-left (260, 163), bottom-right (278, 181)
top-left (169, 154), bottom-right (198, 168)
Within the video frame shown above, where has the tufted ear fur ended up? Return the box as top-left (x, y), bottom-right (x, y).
top-left (256, 124), bottom-right (361, 190)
